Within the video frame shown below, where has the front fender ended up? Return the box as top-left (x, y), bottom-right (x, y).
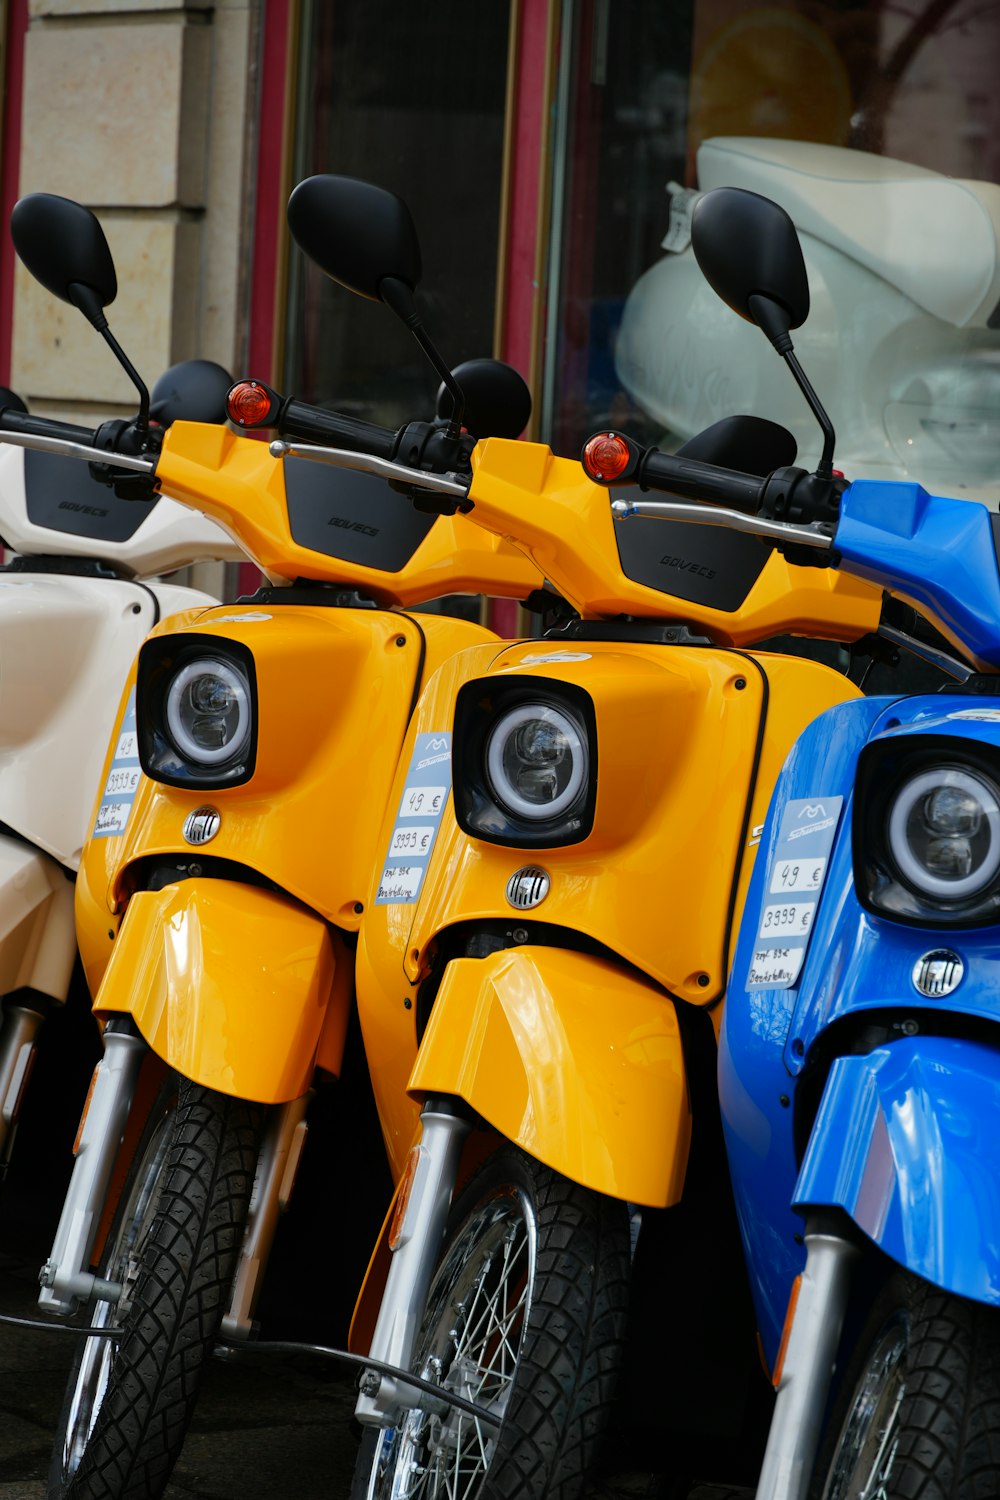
top-left (408, 946), bottom-right (691, 1207)
top-left (95, 880), bottom-right (339, 1103)
top-left (795, 1036), bottom-right (1000, 1304)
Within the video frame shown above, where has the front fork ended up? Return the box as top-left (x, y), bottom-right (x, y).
top-left (39, 1016), bottom-right (311, 1331)
top-left (356, 1096), bottom-right (472, 1428)
top-left (756, 1214), bottom-right (861, 1500)
top-left (39, 1018), bottom-right (146, 1315)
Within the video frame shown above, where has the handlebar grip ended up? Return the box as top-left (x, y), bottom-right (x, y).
top-left (0, 408), bottom-right (97, 445)
top-left (277, 399), bottom-right (398, 461)
top-left (639, 450), bottom-right (767, 515)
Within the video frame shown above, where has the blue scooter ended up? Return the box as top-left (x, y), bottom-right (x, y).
top-left (587, 186), bottom-right (1000, 1500)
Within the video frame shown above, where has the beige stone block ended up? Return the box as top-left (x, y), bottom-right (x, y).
top-left (11, 213), bottom-right (203, 405)
top-left (30, 1), bottom-right (203, 15)
top-left (20, 21), bottom-right (210, 206)
top-left (199, 2), bottom-right (254, 369)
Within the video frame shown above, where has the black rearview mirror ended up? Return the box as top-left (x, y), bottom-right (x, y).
top-left (436, 360), bottom-right (532, 440)
top-left (10, 193), bottom-right (117, 329)
top-left (286, 175), bottom-right (422, 303)
top-left (691, 187), bottom-right (809, 350)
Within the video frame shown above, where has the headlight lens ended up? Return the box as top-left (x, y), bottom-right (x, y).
top-left (164, 658), bottom-right (251, 766)
top-left (887, 765), bottom-right (1000, 899)
top-left (485, 704), bottom-right (587, 820)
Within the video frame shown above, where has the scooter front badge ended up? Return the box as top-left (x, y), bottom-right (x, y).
top-left (183, 806), bottom-right (221, 846)
top-left (912, 948), bottom-right (964, 998)
top-left (506, 866), bottom-right (550, 910)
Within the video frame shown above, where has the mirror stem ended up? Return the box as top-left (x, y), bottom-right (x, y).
top-left (381, 277), bottom-right (464, 441)
top-left (100, 326), bottom-right (150, 431)
top-left (783, 349), bottom-right (835, 478)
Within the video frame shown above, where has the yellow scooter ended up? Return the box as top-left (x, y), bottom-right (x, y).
top-left (0, 191), bottom-right (543, 1500)
top-left (262, 175), bottom-right (887, 1499)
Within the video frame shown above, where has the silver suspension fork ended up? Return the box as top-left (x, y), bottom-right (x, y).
top-left (0, 1001), bottom-right (47, 1170)
top-left (755, 1215), bottom-right (861, 1500)
top-left (38, 1019), bottom-right (147, 1316)
top-left (355, 1096), bottom-right (472, 1428)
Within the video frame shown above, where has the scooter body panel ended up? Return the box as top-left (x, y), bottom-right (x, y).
top-left (75, 607), bottom-right (500, 1001)
top-left (723, 689), bottom-right (1000, 1364)
top-left (407, 946), bottom-right (691, 1207)
top-left (93, 879), bottom-right (337, 1103)
top-left (794, 1036), bottom-right (1000, 1306)
top-left (359, 639), bottom-right (863, 1187)
top-left (0, 835), bottom-right (76, 1001)
top-left (155, 422), bottom-right (543, 600)
top-left (0, 443), bottom-right (242, 572)
top-left (467, 438), bottom-right (881, 643)
top-left (379, 644), bottom-right (859, 1004)
top-left (835, 482), bottom-right (1000, 667)
top-left (0, 572), bottom-right (214, 869)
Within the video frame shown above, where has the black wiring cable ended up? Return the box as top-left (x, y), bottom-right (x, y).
top-left (0, 1310), bottom-right (121, 1337)
top-left (0, 1311), bottom-right (500, 1427)
top-left (215, 1340), bottom-right (502, 1427)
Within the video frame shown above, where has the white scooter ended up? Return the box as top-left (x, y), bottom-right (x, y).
top-left (617, 135), bottom-right (1000, 504)
top-left (0, 361), bottom-right (242, 1178)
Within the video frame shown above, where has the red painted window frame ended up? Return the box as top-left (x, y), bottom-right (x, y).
top-left (0, 0), bottom-right (28, 388)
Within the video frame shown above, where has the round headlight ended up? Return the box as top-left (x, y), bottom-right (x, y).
top-left (887, 765), bottom-right (1000, 900)
top-left (485, 703), bottom-right (588, 821)
top-left (164, 658), bottom-right (251, 766)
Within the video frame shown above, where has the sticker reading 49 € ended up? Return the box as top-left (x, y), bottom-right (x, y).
top-left (93, 687), bottom-right (143, 839)
top-left (747, 795), bottom-right (843, 990)
top-left (376, 732), bottom-right (453, 906)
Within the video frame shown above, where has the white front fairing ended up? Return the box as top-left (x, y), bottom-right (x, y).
top-left (0, 443), bottom-right (242, 572)
top-left (616, 137), bottom-right (1000, 504)
top-left (0, 574), bottom-right (215, 868)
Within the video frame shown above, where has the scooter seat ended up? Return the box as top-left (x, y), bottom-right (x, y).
top-left (698, 136), bottom-right (1000, 329)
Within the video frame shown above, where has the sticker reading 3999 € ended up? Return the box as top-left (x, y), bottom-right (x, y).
top-left (375, 732), bottom-right (452, 905)
top-left (747, 795), bottom-right (843, 989)
top-left (93, 688), bottom-right (142, 839)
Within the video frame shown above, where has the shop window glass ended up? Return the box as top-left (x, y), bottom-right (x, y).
top-left (544, 0), bottom-right (1000, 511)
top-left (285, 0), bottom-right (511, 430)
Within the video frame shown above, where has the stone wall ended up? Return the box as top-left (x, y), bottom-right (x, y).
top-left (12, 0), bottom-right (260, 426)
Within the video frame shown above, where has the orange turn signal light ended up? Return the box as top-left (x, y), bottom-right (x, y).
top-left (582, 431), bottom-right (632, 482)
top-left (227, 380), bottom-right (275, 428)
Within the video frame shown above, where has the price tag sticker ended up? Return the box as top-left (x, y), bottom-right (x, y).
top-left (93, 688), bottom-right (142, 840)
top-left (375, 732), bottom-right (452, 907)
top-left (661, 185), bottom-right (701, 253)
top-left (747, 796), bottom-right (843, 989)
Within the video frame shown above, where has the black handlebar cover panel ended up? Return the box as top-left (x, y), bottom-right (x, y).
top-left (24, 448), bottom-right (159, 541)
top-left (283, 457), bottom-right (436, 570)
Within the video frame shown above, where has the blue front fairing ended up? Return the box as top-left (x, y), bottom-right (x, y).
top-left (722, 689), bottom-right (1000, 1366)
top-left (836, 480), bottom-right (1000, 667)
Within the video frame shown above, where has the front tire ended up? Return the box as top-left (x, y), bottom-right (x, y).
top-left (49, 1076), bottom-right (264, 1500)
top-left (352, 1145), bottom-right (630, 1500)
top-left (813, 1271), bottom-right (1000, 1499)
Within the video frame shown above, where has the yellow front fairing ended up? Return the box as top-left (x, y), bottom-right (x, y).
top-left (76, 606), bottom-right (501, 1001)
top-left (357, 639), bottom-right (862, 1179)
